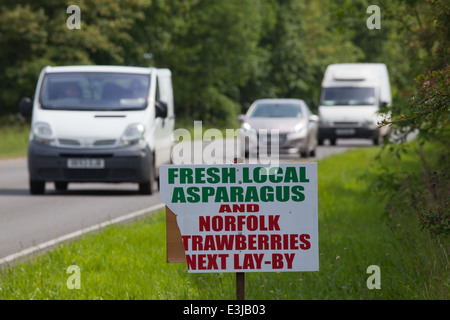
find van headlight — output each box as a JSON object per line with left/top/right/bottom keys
{"left": 119, "top": 123, "right": 145, "bottom": 146}
{"left": 32, "top": 122, "right": 56, "bottom": 146}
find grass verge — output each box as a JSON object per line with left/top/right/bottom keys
{"left": 0, "top": 144, "right": 448, "bottom": 299}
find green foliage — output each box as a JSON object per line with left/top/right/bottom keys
{"left": 0, "top": 0, "right": 368, "bottom": 123}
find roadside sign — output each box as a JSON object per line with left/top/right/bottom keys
{"left": 160, "top": 163, "right": 318, "bottom": 273}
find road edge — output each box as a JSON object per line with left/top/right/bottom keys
{"left": 0, "top": 203, "right": 165, "bottom": 267}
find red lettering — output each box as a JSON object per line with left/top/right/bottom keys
{"left": 186, "top": 254, "right": 196, "bottom": 270}
{"left": 232, "top": 204, "right": 245, "bottom": 212}
{"left": 290, "top": 233, "right": 299, "bottom": 250}
{"left": 270, "top": 234, "right": 282, "bottom": 250}
{"left": 215, "top": 235, "right": 234, "bottom": 250}
{"left": 237, "top": 215, "right": 246, "bottom": 231}
{"left": 299, "top": 234, "right": 311, "bottom": 250}
{"left": 268, "top": 215, "right": 280, "bottom": 231}
{"left": 224, "top": 215, "right": 236, "bottom": 231}
{"left": 203, "top": 235, "right": 215, "bottom": 250}
{"left": 236, "top": 235, "right": 246, "bottom": 250}
{"left": 197, "top": 254, "right": 206, "bottom": 270}
{"left": 248, "top": 234, "right": 257, "bottom": 250}
{"left": 284, "top": 253, "right": 295, "bottom": 269}
{"left": 192, "top": 235, "right": 203, "bottom": 250}
{"left": 211, "top": 216, "right": 223, "bottom": 231}
{"left": 181, "top": 235, "right": 191, "bottom": 250}
{"left": 219, "top": 204, "right": 232, "bottom": 213}
{"left": 247, "top": 215, "right": 258, "bottom": 231}
{"left": 272, "top": 253, "right": 283, "bottom": 269}
{"left": 258, "top": 234, "right": 269, "bottom": 250}
{"left": 199, "top": 216, "right": 210, "bottom": 231}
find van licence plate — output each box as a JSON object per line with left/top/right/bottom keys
{"left": 67, "top": 158, "right": 105, "bottom": 169}
{"left": 336, "top": 129, "right": 355, "bottom": 135}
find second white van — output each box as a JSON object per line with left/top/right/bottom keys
{"left": 318, "top": 63, "right": 391, "bottom": 145}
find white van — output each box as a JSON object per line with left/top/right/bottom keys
{"left": 318, "top": 63, "right": 391, "bottom": 145}
{"left": 19, "top": 65, "right": 174, "bottom": 195}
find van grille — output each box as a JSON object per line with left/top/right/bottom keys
{"left": 333, "top": 121, "right": 359, "bottom": 127}
{"left": 58, "top": 138, "right": 117, "bottom": 148}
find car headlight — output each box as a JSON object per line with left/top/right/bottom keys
{"left": 32, "top": 122, "right": 56, "bottom": 145}
{"left": 120, "top": 123, "right": 145, "bottom": 146}
{"left": 294, "top": 123, "right": 305, "bottom": 133}
{"left": 241, "top": 122, "right": 252, "bottom": 132}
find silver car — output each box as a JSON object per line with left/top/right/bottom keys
{"left": 238, "top": 99, "right": 319, "bottom": 158}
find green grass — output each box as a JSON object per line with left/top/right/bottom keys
{"left": 0, "top": 119, "right": 29, "bottom": 159}
{"left": 0, "top": 145, "right": 448, "bottom": 299}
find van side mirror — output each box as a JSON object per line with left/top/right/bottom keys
{"left": 379, "top": 101, "right": 388, "bottom": 111}
{"left": 155, "top": 100, "right": 168, "bottom": 118}
{"left": 237, "top": 114, "right": 246, "bottom": 122}
{"left": 19, "top": 97, "right": 33, "bottom": 118}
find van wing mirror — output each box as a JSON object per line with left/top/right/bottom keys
{"left": 19, "top": 97, "right": 33, "bottom": 118}
{"left": 155, "top": 100, "right": 168, "bottom": 118}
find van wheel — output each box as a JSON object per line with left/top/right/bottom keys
{"left": 139, "top": 155, "right": 155, "bottom": 195}
{"left": 30, "top": 180, "right": 45, "bottom": 195}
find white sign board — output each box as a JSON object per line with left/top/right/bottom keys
{"left": 160, "top": 163, "right": 319, "bottom": 273}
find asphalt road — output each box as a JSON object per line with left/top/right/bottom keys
{"left": 0, "top": 138, "right": 371, "bottom": 264}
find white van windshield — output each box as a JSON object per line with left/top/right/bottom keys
{"left": 40, "top": 72, "right": 150, "bottom": 111}
{"left": 321, "top": 87, "right": 375, "bottom": 106}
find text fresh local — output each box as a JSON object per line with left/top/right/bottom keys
{"left": 167, "top": 166, "right": 311, "bottom": 203}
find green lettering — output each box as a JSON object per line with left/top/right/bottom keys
{"left": 299, "top": 167, "right": 309, "bottom": 182}
{"left": 291, "top": 185, "right": 305, "bottom": 202}
{"left": 195, "top": 167, "right": 205, "bottom": 184}
{"left": 206, "top": 167, "right": 220, "bottom": 183}
{"left": 186, "top": 186, "right": 200, "bottom": 203}
{"left": 268, "top": 167, "right": 282, "bottom": 183}
{"left": 245, "top": 186, "right": 259, "bottom": 202}
{"left": 202, "top": 187, "right": 215, "bottom": 202}
{"left": 222, "top": 168, "right": 236, "bottom": 183}
{"left": 242, "top": 167, "right": 252, "bottom": 183}
{"left": 180, "top": 168, "right": 193, "bottom": 184}
{"left": 260, "top": 186, "right": 274, "bottom": 202}
{"left": 254, "top": 167, "right": 267, "bottom": 183}
{"left": 172, "top": 187, "right": 186, "bottom": 203}
{"left": 229, "top": 186, "right": 244, "bottom": 202}
{"left": 215, "top": 187, "right": 229, "bottom": 202}
{"left": 284, "top": 167, "right": 298, "bottom": 183}
{"left": 168, "top": 168, "right": 178, "bottom": 184}
{"left": 275, "top": 186, "right": 290, "bottom": 202}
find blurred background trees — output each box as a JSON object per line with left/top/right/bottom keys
{"left": 0, "top": 0, "right": 448, "bottom": 130}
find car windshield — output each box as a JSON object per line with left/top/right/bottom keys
{"left": 321, "top": 87, "right": 375, "bottom": 106}
{"left": 250, "top": 103, "right": 303, "bottom": 118}
{"left": 40, "top": 72, "right": 150, "bottom": 111}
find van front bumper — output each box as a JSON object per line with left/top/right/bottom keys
{"left": 319, "top": 126, "right": 378, "bottom": 140}
{"left": 28, "top": 140, "right": 151, "bottom": 183}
